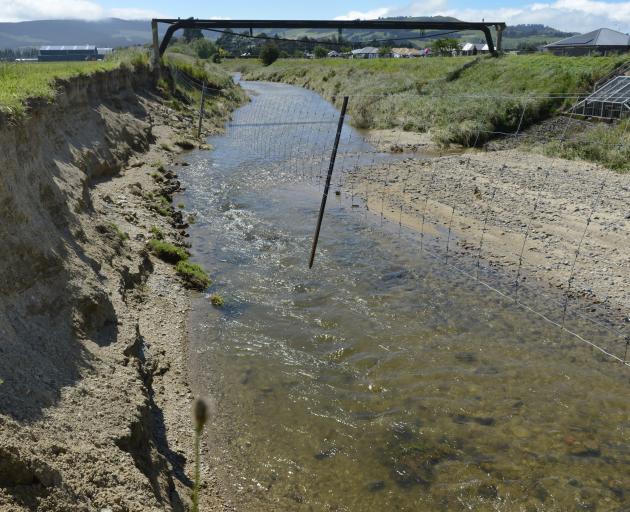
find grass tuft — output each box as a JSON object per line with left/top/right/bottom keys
{"left": 175, "top": 260, "right": 212, "bottom": 290}
{"left": 147, "top": 239, "right": 189, "bottom": 263}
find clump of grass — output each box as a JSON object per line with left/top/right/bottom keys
{"left": 176, "top": 260, "right": 211, "bottom": 290}
{"left": 147, "top": 239, "right": 189, "bottom": 263}
{"left": 210, "top": 294, "right": 224, "bottom": 307}
{"left": 543, "top": 118, "right": 630, "bottom": 172}
{"left": 177, "top": 203, "right": 185, "bottom": 209}
{"left": 175, "top": 139, "right": 195, "bottom": 150}
{"left": 149, "top": 226, "right": 164, "bottom": 240}
{"left": 148, "top": 194, "right": 172, "bottom": 216}
{"left": 96, "top": 222, "right": 129, "bottom": 243}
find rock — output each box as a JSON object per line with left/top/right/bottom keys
{"left": 477, "top": 483, "right": 498, "bottom": 499}
{"left": 367, "top": 480, "right": 386, "bottom": 492}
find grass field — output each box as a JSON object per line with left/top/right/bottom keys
{"left": 0, "top": 48, "right": 149, "bottom": 116}
{"left": 233, "top": 54, "right": 630, "bottom": 169}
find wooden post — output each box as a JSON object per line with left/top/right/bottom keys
{"left": 197, "top": 82, "right": 207, "bottom": 139}
{"left": 151, "top": 19, "right": 160, "bottom": 70}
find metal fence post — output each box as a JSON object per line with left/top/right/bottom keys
{"left": 197, "top": 81, "right": 207, "bottom": 139}
{"left": 309, "top": 96, "right": 349, "bottom": 268}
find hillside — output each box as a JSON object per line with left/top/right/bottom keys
{"left": 0, "top": 18, "right": 159, "bottom": 49}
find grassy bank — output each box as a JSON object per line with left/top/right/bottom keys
{"left": 0, "top": 48, "right": 149, "bottom": 116}
{"left": 163, "top": 52, "right": 247, "bottom": 112}
{"left": 237, "top": 54, "right": 628, "bottom": 156}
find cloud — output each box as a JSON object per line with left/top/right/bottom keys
{"left": 335, "top": 0, "right": 630, "bottom": 33}
{"left": 334, "top": 8, "right": 391, "bottom": 20}
{"left": 0, "top": 0, "right": 166, "bottom": 22}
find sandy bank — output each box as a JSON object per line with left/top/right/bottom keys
{"left": 0, "top": 68, "right": 235, "bottom": 510}
{"left": 349, "top": 136, "right": 630, "bottom": 331}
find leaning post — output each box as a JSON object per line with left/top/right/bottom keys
{"left": 151, "top": 19, "right": 161, "bottom": 71}
{"left": 309, "top": 96, "right": 349, "bottom": 268}
{"left": 197, "top": 82, "right": 207, "bottom": 139}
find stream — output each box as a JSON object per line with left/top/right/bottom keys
{"left": 176, "top": 80, "right": 629, "bottom": 511}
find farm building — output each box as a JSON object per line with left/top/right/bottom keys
{"left": 392, "top": 48, "right": 422, "bottom": 58}
{"left": 460, "top": 42, "right": 493, "bottom": 55}
{"left": 38, "top": 45, "right": 99, "bottom": 62}
{"left": 544, "top": 28, "right": 630, "bottom": 55}
{"left": 351, "top": 47, "right": 380, "bottom": 59}
{"left": 327, "top": 50, "right": 342, "bottom": 58}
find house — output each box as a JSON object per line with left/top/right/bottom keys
{"left": 38, "top": 45, "right": 99, "bottom": 62}
{"left": 461, "top": 42, "right": 493, "bottom": 55}
{"left": 392, "top": 48, "right": 422, "bottom": 58}
{"left": 351, "top": 47, "right": 380, "bottom": 59}
{"left": 545, "top": 28, "right": 630, "bottom": 56}
{"left": 327, "top": 50, "right": 341, "bottom": 58}
{"left": 97, "top": 48, "right": 113, "bottom": 60}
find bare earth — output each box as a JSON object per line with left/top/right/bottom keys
{"left": 0, "top": 72, "right": 234, "bottom": 511}
{"left": 349, "top": 132, "right": 630, "bottom": 333}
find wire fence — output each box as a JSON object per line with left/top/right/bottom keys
{"left": 171, "top": 68, "right": 630, "bottom": 368}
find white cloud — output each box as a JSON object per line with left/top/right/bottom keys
{"left": 335, "top": 0, "right": 630, "bottom": 33}
{"left": 108, "top": 7, "right": 167, "bottom": 20}
{"left": 334, "top": 8, "right": 391, "bottom": 20}
{"left": 0, "top": 0, "right": 166, "bottom": 22}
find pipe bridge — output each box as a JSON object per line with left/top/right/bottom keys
{"left": 151, "top": 18, "right": 506, "bottom": 64}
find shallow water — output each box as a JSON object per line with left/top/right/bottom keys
{"left": 177, "top": 81, "right": 629, "bottom": 511}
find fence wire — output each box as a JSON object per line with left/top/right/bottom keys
{"left": 171, "top": 70, "right": 630, "bottom": 369}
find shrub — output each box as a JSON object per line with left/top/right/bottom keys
{"left": 260, "top": 44, "right": 280, "bottom": 66}
{"left": 314, "top": 46, "right": 328, "bottom": 59}
{"left": 147, "top": 239, "right": 189, "bottom": 263}
{"left": 176, "top": 260, "right": 212, "bottom": 290}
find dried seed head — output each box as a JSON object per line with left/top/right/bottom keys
{"left": 193, "top": 398, "right": 208, "bottom": 433}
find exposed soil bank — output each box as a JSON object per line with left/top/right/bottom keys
{"left": 0, "top": 68, "right": 235, "bottom": 510}
{"left": 350, "top": 135, "right": 630, "bottom": 328}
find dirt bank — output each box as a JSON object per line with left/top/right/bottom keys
{"left": 348, "top": 136, "right": 630, "bottom": 331}
{"left": 0, "top": 68, "right": 236, "bottom": 510}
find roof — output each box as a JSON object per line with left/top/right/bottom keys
{"left": 392, "top": 47, "right": 422, "bottom": 55}
{"left": 545, "top": 28, "right": 630, "bottom": 48}
{"left": 39, "top": 45, "right": 97, "bottom": 51}
{"left": 352, "top": 47, "right": 379, "bottom": 54}
{"left": 461, "top": 43, "right": 487, "bottom": 51}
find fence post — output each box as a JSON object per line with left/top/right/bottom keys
{"left": 197, "top": 81, "right": 207, "bottom": 139}
{"left": 309, "top": 96, "right": 349, "bottom": 268}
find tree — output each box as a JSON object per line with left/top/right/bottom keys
{"left": 314, "top": 46, "right": 328, "bottom": 59}
{"left": 194, "top": 38, "right": 216, "bottom": 59}
{"left": 182, "top": 22, "right": 204, "bottom": 43}
{"left": 379, "top": 46, "right": 392, "bottom": 57}
{"left": 431, "top": 38, "right": 460, "bottom": 55}
{"left": 260, "top": 43, "right": 280, "bottom": 66}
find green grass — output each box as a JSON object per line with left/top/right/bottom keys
{"left": 147, "top": 239, "right": 189, "bottom": 263}
{"left": 210, "top": 294, "right": 225, "bottom": 307}
{"left": 543, "top": 119, "right": 630, "bottom": 172}
{"left": 176, "top": 260, "right": 212, "bottom": 290}
{"left": 240, "top": 54, "right": 629, "bottom": 147}
{"left": 0, "top": 48, "right": 149, "bottom": 117}
{"left": 148, "top": 237, "right": 213, "bottom": 289}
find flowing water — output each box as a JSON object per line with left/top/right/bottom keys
{"left": 177, "top": 81, "right": 629, "bottom": 511}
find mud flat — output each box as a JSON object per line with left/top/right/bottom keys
{"left": 349, "top": 135, "right": 630, "bottom": 329}
{"left": 0, "top": 68, "right": 236, "bottom": 510}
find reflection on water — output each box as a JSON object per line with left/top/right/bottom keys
{"left": 178, "top": 81, "right": 629, "bottom": 511}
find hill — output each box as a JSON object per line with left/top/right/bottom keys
{"left": 0, "top": 18, "right": 158, "bottom": 49}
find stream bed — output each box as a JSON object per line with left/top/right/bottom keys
{"left": 176, "top": 81, "right": 629, "bottom": 511}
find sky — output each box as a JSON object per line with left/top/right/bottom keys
{"left": 1, "top": 0, "right": 630, "bottom": 33}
